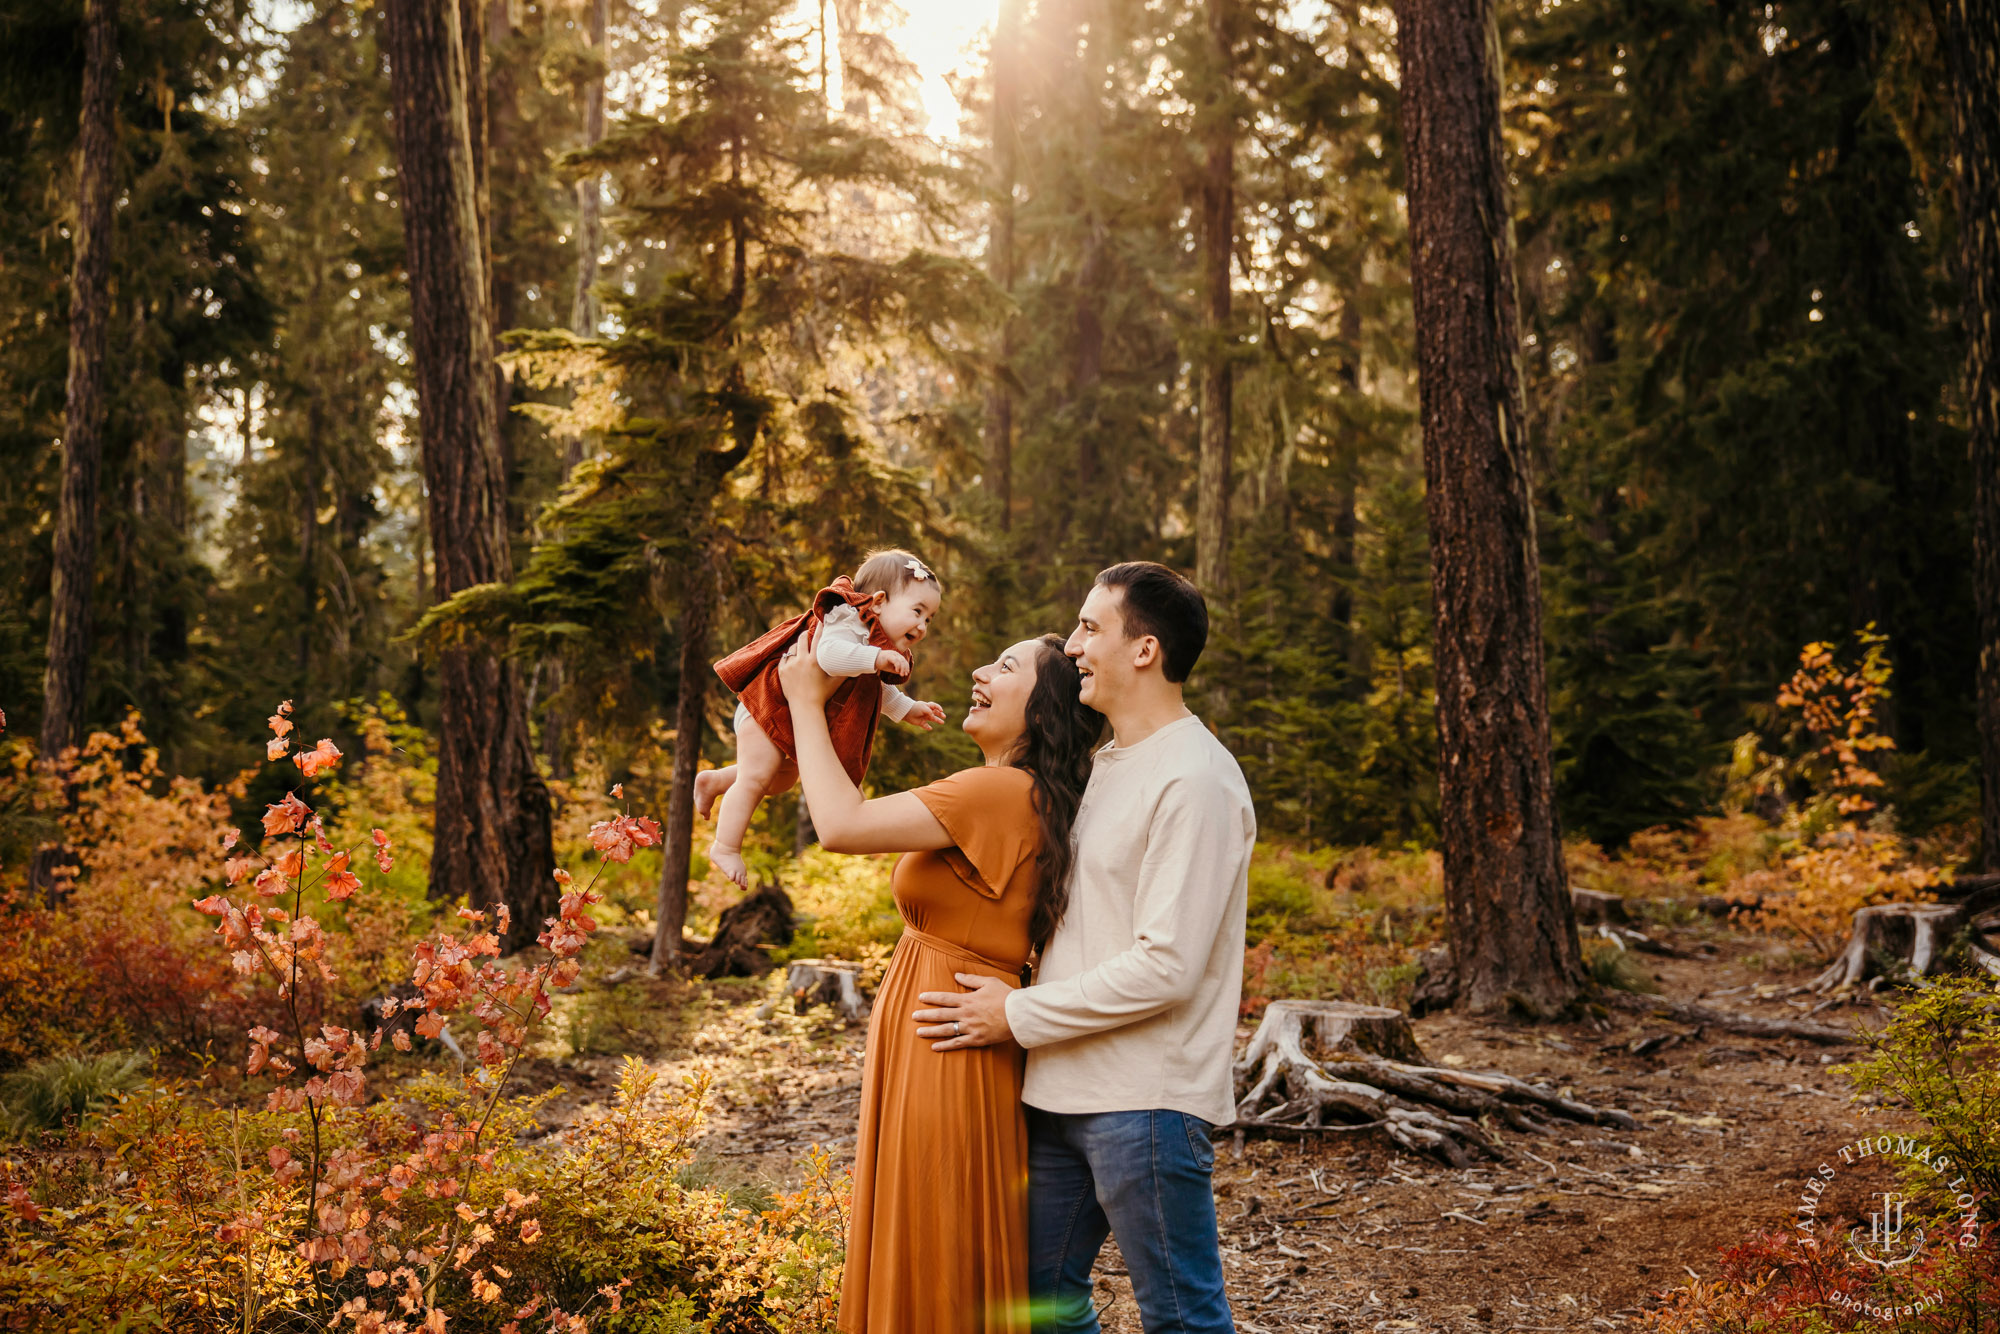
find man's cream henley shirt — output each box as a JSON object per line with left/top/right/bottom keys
{"left": 1004, "top": 712, "right": 1256, "bottom": 1127}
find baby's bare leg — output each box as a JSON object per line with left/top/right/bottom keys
{"left": 693, "top": 765, "right": 737, "bottom": 820}
{"left": 710, "top": 717, "right": 783, "bottom": 889}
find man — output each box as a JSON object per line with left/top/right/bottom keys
{"left": 914, "top": 561, "right": 1256, "bottom": 1334}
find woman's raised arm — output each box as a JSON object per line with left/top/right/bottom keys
{"left": 778, "top": 647, "right": 954, "bottom": 855}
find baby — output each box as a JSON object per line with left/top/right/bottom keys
{"left": 697, "top": 549, "right": 947, "bottom": 887}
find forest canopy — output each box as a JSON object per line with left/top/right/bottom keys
{"left": 0, "top": 0, "right": 1982, "bottom": 863}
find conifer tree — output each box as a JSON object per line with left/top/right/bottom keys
{"left": 385, "top": 0, "right": 556, "bottom": 951}
{"left": 1396, "top": 0, "right": 1581, "bottom": 1014}
{"left": 1931, "top": 0, "right": 2000, "bottom": 865}
{"left": 982, "top": 0, "right": 1022, "bottom": 533}
{"left": 31, "top": 0, "right": 119, "bottom": 895}
{"left": 485, "top": 0, "right": 990, "bottom": 965}
{"left": 1194, "top": 0, "right": 1237, "bottom": 593}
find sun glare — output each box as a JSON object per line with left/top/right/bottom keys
{"left": 884, "top": 0, "right": 1002, "bottom": 137}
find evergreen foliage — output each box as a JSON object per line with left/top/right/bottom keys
{"left": 0, "top": 0, "right": 1985, "bottom": 876}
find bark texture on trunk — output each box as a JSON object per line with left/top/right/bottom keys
{"left": 1933, "top": 0, "right": 2000, "bottom": 869}
{"left": 653, "top": 559, "right": 713, "bottom": 971}
{"left": 1394, "top": 0, "right": 1581, "bottom": 1015}
{"left": 386, "top": 0, "right": 555, "bottom": 953}
{"left": 1193, "top": 0, "right": 1235, "bottom": 594}
{"left": 39, "top": 0, "right": 119, "bottom": 766}
{"left": 32, "top": 0, "right": 119, "bottom": 899}
{"left": 982, "top": 0, "right": 1021, "bottom": 529}
{"left": 569, "top": 0, "right": 608, "bottom": 344}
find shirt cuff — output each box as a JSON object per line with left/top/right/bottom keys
{"left": 1004, "top": 988, "right": 1056, "bottom": 1049}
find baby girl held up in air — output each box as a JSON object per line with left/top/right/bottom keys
{"left": 695, "top": 549, "right": 947, "bottom": 888}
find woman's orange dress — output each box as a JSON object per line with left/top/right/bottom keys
{"left": 839, "top": 764, "right": 1040, "bottom": 1334}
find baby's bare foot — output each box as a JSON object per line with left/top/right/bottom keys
{"left": 694, "top": 768, "right": 731, "bottom": 821}
{"left": 709, "top": 841, "right": 748, "bottom": 889}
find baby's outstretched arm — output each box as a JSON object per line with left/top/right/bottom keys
{"left": 881, "top": 683, "right": 946, "bottom": 731}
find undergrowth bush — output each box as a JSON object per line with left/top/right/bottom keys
{"left": 0, "top": 1051, "right": 147, "bottom": 1138}
{"left": 0, "top": 703, "right": 847, "bottom": 1333}
{"left": 1239, "top": 844, "right": 1439, "bottom": 1016}
{"left": 1646, "top": 975, "right": 2000, "bottom": 1333}
{"left": 0, "top": 712, "right": 259, "bottom": 1067}
{"left": 770, "top": 847, "right": 902, "bottom": 969}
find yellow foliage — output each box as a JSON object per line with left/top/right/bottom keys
{"left": 1741, "top": 830, "right": 1947, "bottom": 962}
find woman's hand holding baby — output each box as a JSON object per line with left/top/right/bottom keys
{"left": 875, "top": 649, "right": 911, "bottom": 676}
{"left": 778, "top": 643, "right": 842, "bottom": 706}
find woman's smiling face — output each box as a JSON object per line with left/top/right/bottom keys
{"left": 962, "top": 639, "right": 1044, "bottom": 757}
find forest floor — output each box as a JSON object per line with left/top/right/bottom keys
{"left": 526, "top": 914, "right": 1911, "bottom": 1334}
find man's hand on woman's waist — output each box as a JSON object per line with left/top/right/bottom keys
{"left": 913, "top": 972, "right": 1014, "bottom": 1051}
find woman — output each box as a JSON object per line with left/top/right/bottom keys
{"left": 777, "top": 634, "right": 1100, "bottom": 1334}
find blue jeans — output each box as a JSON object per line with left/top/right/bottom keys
{"left": 1026, "top": 1106, "right": 1236, "bottom": 1334}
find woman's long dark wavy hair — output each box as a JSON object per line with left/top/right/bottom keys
{"left": 1009, "top": 635, "right": 1104, "bottom": 951}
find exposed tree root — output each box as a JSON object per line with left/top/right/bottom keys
{"left": 1230, "top": 1000, "right": 1638, "bottom": 1167}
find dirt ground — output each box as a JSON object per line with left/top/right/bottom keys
{"left": 544, "top": 916, "right": 1921, "bottom": 1333}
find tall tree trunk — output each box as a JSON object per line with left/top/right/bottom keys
{"left": 538, "top": 0, "right": 609, "bottom": 780}
{"left": 1933, "top": 0, "right": 2000, "bottom": 869}
{"left": 1074, "top": 229, "right": 1104, "bottom": 490}
{"left": 982, "top": 0, "right": 1021, "bottom": 530}
{"left": 1394, "top": 0, "right": 1581, "bottom": 1015}
{"left": 653, "top": 192, "right": 762, "bottom": 968}
{"left": 33, "top": 0, "right": 118, "bottom": 899}
{"left": 1070, "top": 4, "right": 1105, "bottom": 496}
{"left": 386, "top": 0, "right": 556, "bottom": 953}
{"left": 569, "top": 0, "right": 608, "bottom": 351}
{"left": 1194, "top": 0, "right": 1235, "bottom": 593}
{"left": 483, "top": 0, "right": 521, "bottom": 489}
{"left": 298, "top": 405, "right": 321, "bottom": 687}
{"left": 652, "top": 557, "right": 712, "bottom": 971}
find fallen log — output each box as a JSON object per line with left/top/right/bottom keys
{"left": 1598, "top": 988, "right": 1856, "bottom": 1044}
{"left": 1229, "top": 1000, "right": 1638, "bottom": 1167}
{"left": 786, "top": 958, "right": 872, "bottom": 1022}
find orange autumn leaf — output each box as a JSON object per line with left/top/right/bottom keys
{"left": 324, "top": 850, "right": 361, "bottom": 900}
{"left": 294, "top": 737, "right": 342, "bottom": 778}
{"left": 262, "top": 792, "right": 311, "bottom": 836}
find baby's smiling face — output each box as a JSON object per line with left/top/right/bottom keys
{"left": 874, "top": 582, "right": 941, "bottom": 653}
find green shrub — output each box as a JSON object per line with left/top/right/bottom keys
{"left": 1646, "top": 974, "right": 2000, "bottom": 1332}
{"left": 0, "top": 1051, "right": 147, "bottom": 1138}
{"left": 1841, "top": 974, "right": 2000, "bottom": 1223}
{"left": 771, "top": 847, "right": 902, "bottom": 965}
{"left": 1583, "top": 941, "right": 1659, "bottom": 994}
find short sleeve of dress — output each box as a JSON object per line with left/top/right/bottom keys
{"left": 914, "top": 766, "right": 1038, "bottom": 900}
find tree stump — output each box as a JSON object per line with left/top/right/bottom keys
{"left": 786, "top": 959, "right": 872, "bottom": 1023}
{"left": 683, "top": 880, "right": 795, "bottom": 979}
{"left": 1571, "top": 888, "right": 1631, "bottom": 926}
{"left": 1230, "top": 1000, "right": 1637, "bottom": 1166}
{"left": 1812, "top": 902, "right": 1972, "bottom": 992}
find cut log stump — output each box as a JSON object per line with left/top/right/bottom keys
{"left": 1571, "top": 887, "right": 1630, "bottom": 926}
{"left": 1229, "top": 1000, "right": 1637, "bottom": 1167}
{"left": 1811, "top": 901, "right": 2000, "bottom": 992}
{"left": 786, "top": 959, "right": 872, "bottom": 1023}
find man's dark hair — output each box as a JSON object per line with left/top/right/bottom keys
{"left": 1094, "top": 561, "right": 1208, "bottom": 683}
